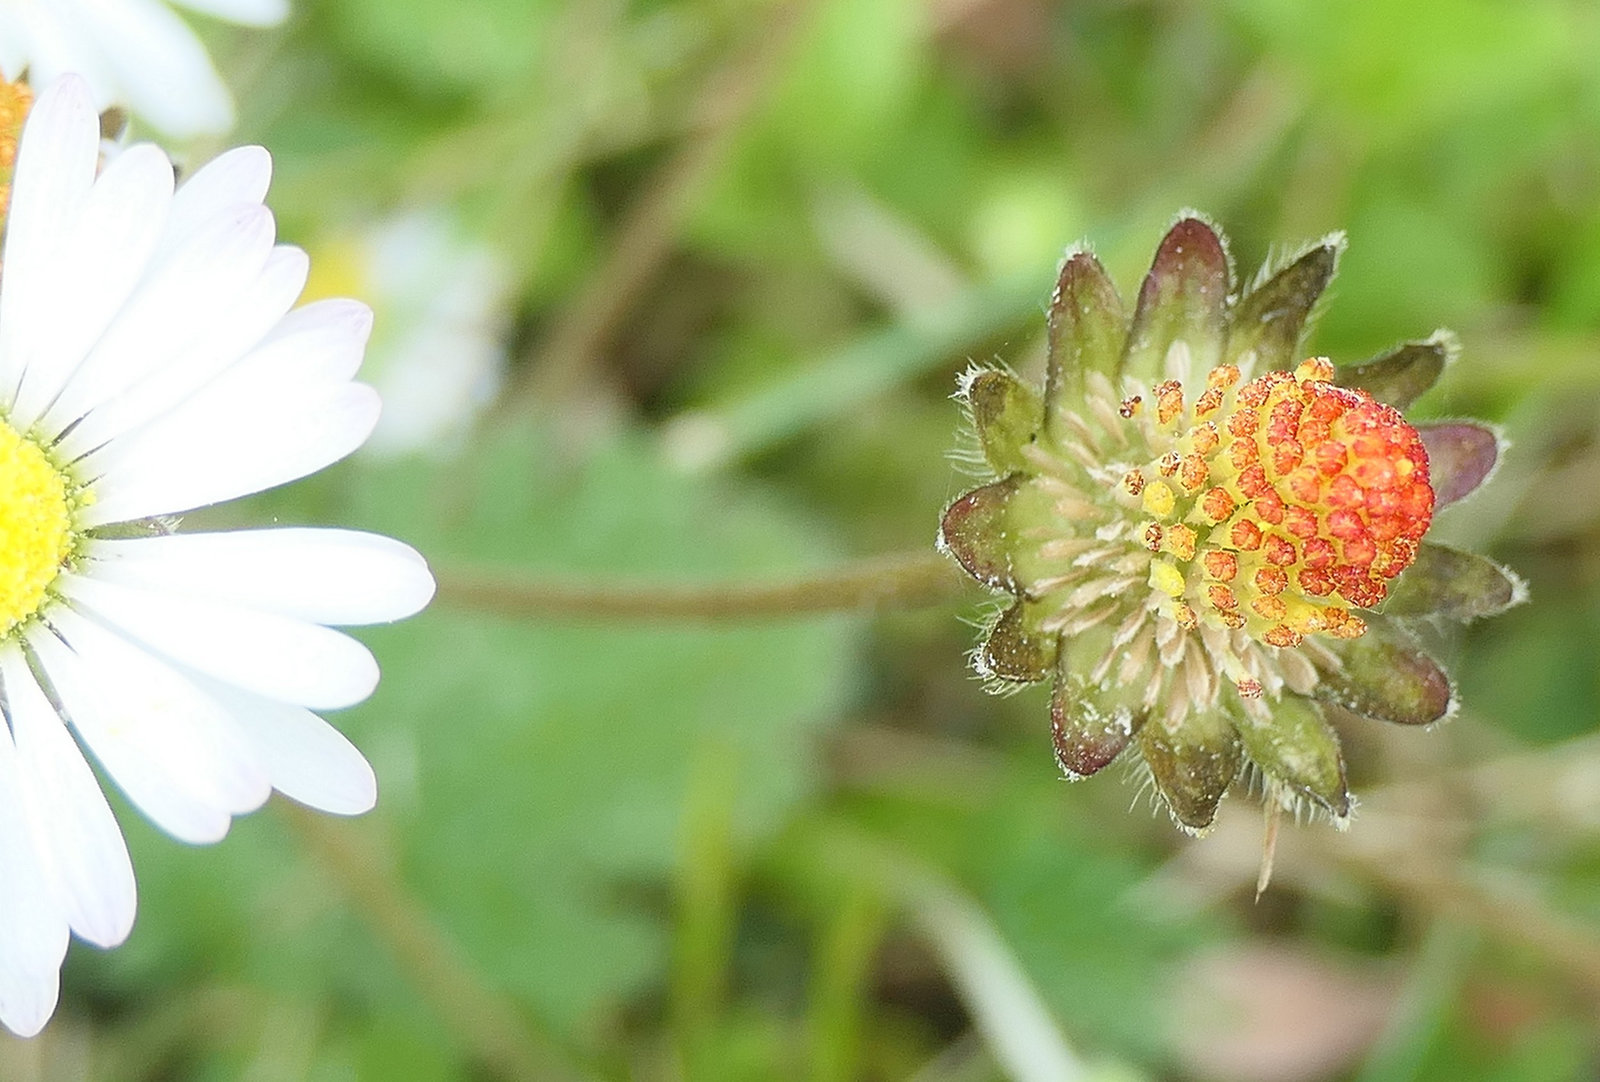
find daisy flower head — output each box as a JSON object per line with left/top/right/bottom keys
{"left": 0, "top": 0, "right": 287, "bottom": 138}
{"left": 0, "top": 74, "right": 433, "bottom": 1036}
{"left": 939, "top": 213, "right": 1520, "bottom": 839}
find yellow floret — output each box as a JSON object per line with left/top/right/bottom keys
{"left": 0, "top": 422, "right": 74, "bottom": 634}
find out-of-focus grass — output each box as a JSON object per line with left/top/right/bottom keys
{"left": 8, "top": 0, "right": 1600, "bottom": 1079}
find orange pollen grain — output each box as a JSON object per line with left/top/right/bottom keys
{"left": 1120, "top": 359, "right": 1435, "bottom": 649}
{"left": 1155, "top": 381, "right": 1184, "bottom": 425}
{"left": 1165, "top": 523, "right": 1196, "bottom": 561}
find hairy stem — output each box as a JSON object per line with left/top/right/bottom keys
{"left": 434, "top": 550, "right": 967, "bottom": 622}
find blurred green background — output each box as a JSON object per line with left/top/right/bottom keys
{"left": 9, "top": 0, "right": 1600, "bottom": 1078}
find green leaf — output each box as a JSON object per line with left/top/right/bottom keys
{"left": 962, "top": 367, "right": 1042, "bottom": 476}
{"left": 1226, "top": 235, "right": 1343, "bottom": 375}
{"left": 1122, "top": 215, "right": 1230, "bottom": 386}
{"left": 1385, "top": 543, "right": 1525, "bottom": 620}
{"left": 328, "top": 425, "right": 856, "bottom": 1035}
{"left": 1334, "top": 331, "right": 1455, "bottom": 408}
{"left": 325, "top": 0, "right": 557, "bottom": 95}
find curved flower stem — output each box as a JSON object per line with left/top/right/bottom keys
{"left": 434, "top": 550, "right": 969, "bottom": 622}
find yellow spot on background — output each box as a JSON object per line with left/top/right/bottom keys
{"left": 0, "top": 423, "right": 73, "bottom": 634}
{"left": 300, "top": 235, "right": 369, "bottom": 304}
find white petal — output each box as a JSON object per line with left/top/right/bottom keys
{"left": 89, "top": 528, "right": 434, "bottom": 626}
{"left": 0, "top": 76, "right": 99, "bottom": 408}
{"left": 45, "top": 203, "right": 276, "bottom": 444}
{"left": 0, "top": 721, "right": 69, "bottom": 1039}
{"left": 192, "top": 673, "right": 376, "bottom": 815}
{"left": 9, "top": 3, "right": 115, "bottom": 105}
{"left": 8, "top": 142, "right": 176, "bottom": 430}
{"left": 29, "top": 609, "right": 271, "bottom": 844}
{"left": 61, "top": 574, "right": 381, "bottom": 710}
{"left": 80, "top": 379, "right": 379, "bottom": 524}
{"left": 80, "top": 0, "right": 234, "bottom": 137}
{"left": 0, "top": 646, "right": 136, "bottom": 948}
{"left": 160, "top": 145, "right": 271, "bottom": 261}
{"left": 170, "top": 0, "right": 289, "bottom": 27}
{"left": 53, "top": 243, "right": 307, "bottom": 454}
{"left": 0, "top": 11, "right": 28, "bottom": 78}
{"left": 249, "top": 298, "right": 374, "bottom": 384}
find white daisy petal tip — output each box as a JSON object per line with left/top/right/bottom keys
{"left": 286, "top": 747, "right": 377, "bottom": 817}
{"left": 0, "top": 974, "right": 60, "bottom": 1039}
{"left": 37, "top": 73, "right": 97, "bottom": 117}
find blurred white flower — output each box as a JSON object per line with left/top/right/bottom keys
{"left": 306, "top": 213, "right": 512, "bottom": 458}
{"left": 0, "top": 0, "right": 287, "bottom": 137}
{"left": 0, "top": 75, "right": 432, "bottom": 1036}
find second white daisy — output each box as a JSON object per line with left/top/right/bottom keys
{"left": 0, "top": 0, "right": 287, "bottom": 137}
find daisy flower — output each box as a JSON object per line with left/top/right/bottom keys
{"left": 0, "top": 74, "right": 432, "bottom": 1036}
{"left": 0, "top": 0, "right": 287, "bottom": 137}
{"left": 939, "top": 214, "right": 1520, "bottom": 841}
{"left": 302, "top": 212, "right": 512, "bottom": 459}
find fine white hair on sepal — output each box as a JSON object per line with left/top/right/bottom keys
{"left": 1167, "top": 207, "right": 1238, "bottom": 295}
{"left": 1244, "top": 229, "right": 1349, "bottom": 297}
{"left": 947, "top": 360, "right": 1016, "bottom": 481}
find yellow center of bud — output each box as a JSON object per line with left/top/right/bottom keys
{"left": 0, "top": 78, "right": 33, "bottom": 222}
{"left": 0, "top": 420, "right": 76, "bottom": 635}
{"left": 1123, "top": 358, "right": 1434, "bottom": 651}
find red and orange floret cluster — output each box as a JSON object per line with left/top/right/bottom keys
{"left": 1119, "top": 358, "right": 1434, "bottom": 683}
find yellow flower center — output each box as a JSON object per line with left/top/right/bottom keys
{"left": 1120, "top": 358, "right": 1434, "bottom": 658}
{"left": 0, "top": 420, "right": 75, "bottom": 635}
{"left": 0, "top": 78, "right": 33, "bottom": 221}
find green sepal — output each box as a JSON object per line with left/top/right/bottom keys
{"left": 1050, "top": 667, "right": 1139, "bottom": 780}
{"left": 976, "top": 600, "right": 1056, "bottom": 684}
{"left": 1313, "top": 629, "right": 1454, "bottom": 726}
{"left": 1233, "top": 697, "right": 1349, "bottom": 819}
{"left": 1384, "top": 543, "right": 1525, "bottom": 621}
{"left": 962, "top": 368, "right": 1042, "bottom": 476}
{"left": 1225, "top": 234, "right": 1343, "bottom": 375}
{"left": 938, "top": 475, "right": 1024, "bottom": 592}
{"left": 1137, "top": 708, "right": 1242, "bottom": 834}
{"left": 1122, "top": 215, "right": 1230, "bottom": 386}
{"left": 1044, "top": 249, "right": 1125, "bottom": 417}
{"left": 1334, "top": 331, "right": 1455, "bottom": 409}
{"left": 1417, "top": 422, "right": 1500, "bottom": 506}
